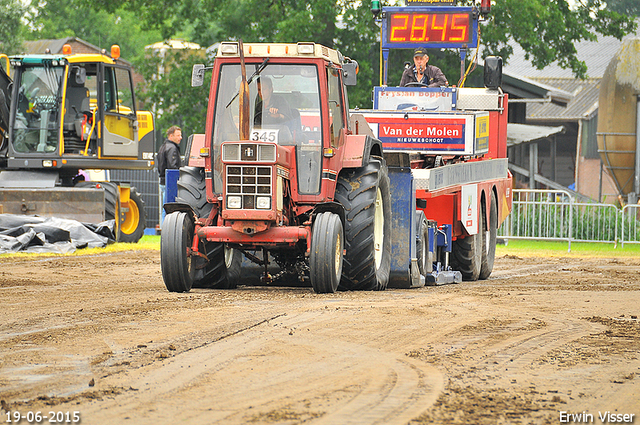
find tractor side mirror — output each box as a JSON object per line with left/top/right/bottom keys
{"left": 484, "top": 56, "right": 502, "bottom": 89}
{"left": 191, "top": 64, "right": 205, "bottom": 87}
{"left": 342, "top": 61, "right": 358, "bottom": 86}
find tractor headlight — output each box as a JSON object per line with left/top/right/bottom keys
{"left": 297, "top": 43, "right": 315, "bottom": 54}
{"left": 256, "top": 196, "right": 271, "bottom": 209}
{"left": 227, "top": 196, "right": 242, "bottom": 209}
{"left": 220, "top": 42, "right": 239, "bottom": 55}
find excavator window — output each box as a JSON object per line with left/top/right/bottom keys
{"left": 102, "top": 65, "right": 137, "bottom": 153}
{"left": 62, "top": 66, "right": 91, "bottom": 153}
{"left": 11, "top": 64, "right": 63, "bottom": 154}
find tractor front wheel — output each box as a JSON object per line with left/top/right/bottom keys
{"left": 310, "top": 212, "right": 344, "bottom": 293}
{"left": 161, "top": 211, "right": 196, "bottom": 292}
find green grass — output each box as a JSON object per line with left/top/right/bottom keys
{"left": 3, "top": 234, "right": 638, "bottom": 260}
{"left": 78, "top": 234, "right": 160, "bottom": 254}
{"left": 497, "top": 239, "right": 640, "bottom": 258}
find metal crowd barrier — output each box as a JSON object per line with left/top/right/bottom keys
{"left": 621, "top": 204, "right": 640, "bottom": 247}
{"left": 498, "top": 189, "right": 639, "bottom": 251}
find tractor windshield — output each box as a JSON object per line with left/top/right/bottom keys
{"left": 213, "top": 63, "right": 322, "bottom": 194}
{"left": 11, "top": 64, "right": 64, "bottom": 154}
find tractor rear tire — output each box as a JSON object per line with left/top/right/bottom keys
{"left": 335, "top": 158, "right": 391, "bottom": 291}
{"left": 118, "top": 187, "right": 146, "bottom": 243}
{"left": 193, "top": 242, "right": 242, "bottom": 289}
{"left": 450, "top": 231, "right": 482, "bottom": 281}
{"left": 161, "top": 211, "right": 195, "bottom": 292}
{"left": 176, "top": 166, "right": 213, "bottom": 219}
{"left": 479, "top": 192, "right": 498, "bottom": 280}
{"left": 310, "top": 212, "right": 344, "bottom": 293}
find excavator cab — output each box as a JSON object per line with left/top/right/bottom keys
{"left": 0, "top": 46, "right": 154, "bottom": 243}
{"left": 0, "top": 48, "right": 154, "bottom": 171}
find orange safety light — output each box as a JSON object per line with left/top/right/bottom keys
{"left": 111, "top": 45, "right": 121, "bottom": 59}
{"left": 62, "top": 44, "right": 72, "bottom": 55}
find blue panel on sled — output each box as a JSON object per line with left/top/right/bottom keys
{"left": 165, "top": 169, "right": 179, "bottom": 203}
{"left": 387, "top": 165, "right": 416, "bottom": 288}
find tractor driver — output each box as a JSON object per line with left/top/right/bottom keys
{"left": 399, "top": 47, "right": 448, "bottom": 88}
{"left": 253, "top": 76, "right": 292, "bottom": 127}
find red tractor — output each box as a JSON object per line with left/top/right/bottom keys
{"left": 161, "top": 42, "right": 392, "bottom": 293}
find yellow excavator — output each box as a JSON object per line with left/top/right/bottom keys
{"left": 0, "top": 44, "right": 155, "bottom": 242}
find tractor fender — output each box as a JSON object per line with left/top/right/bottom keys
{"left": 311, "top": 201, "right": 346, "bottom": 227}
{"left": 164, "top": 202, "right": 198, "bottom": 222}
{"left": 341, "top": 134, "right": 383, "bottom": 169}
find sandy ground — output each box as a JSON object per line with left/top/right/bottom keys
{"left": 0, "top": 250, "right": 639, "bottom": 425}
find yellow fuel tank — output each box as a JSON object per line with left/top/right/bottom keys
{"left": 597, "top": 38, "right": 640, "bottom": 197}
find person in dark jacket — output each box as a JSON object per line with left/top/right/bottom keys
{"left": 157, "top": 125, "right": 182, "bottom": 225}
{"left": 399, "top": 47, "right": 448, "bottom": 88}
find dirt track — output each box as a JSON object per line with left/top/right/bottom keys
{"left": 1, "top": 250, "right": 639, "bottom": 424}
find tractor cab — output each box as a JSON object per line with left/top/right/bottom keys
{"left": 212, "top": 60, "right": 325, "bottom": 196}
{"left": 198, "top": 42, "right": 359, "bottom": 208}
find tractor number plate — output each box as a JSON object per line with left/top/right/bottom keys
{"left": 250, "top": 129, "right": 279, "bottom": 143}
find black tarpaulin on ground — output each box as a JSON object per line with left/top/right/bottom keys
{"left": 0, "top": 214, "right": 115, "bottom": 254}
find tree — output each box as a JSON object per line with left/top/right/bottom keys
{"left": 26, "top": 0, "right": 162, "bottom": 63}
{"left": 135, "top": 48, "right": 211, "bottom": 150}
{"left": 477, "top": 0, "right": 637, "bottom": 79}
{"left": 81, "top": 0, "right": 638, "bottom": 120}
{"left": 0, "top": 0, "right": 26, "bottom": 54}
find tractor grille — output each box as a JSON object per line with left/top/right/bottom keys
{"left": 222, "top": 143, "right": 276, "bottom": 162}
{"left": 226, "top": 165, "right": 272, "bottom": 209}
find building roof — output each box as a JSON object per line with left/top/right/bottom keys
{"left": 20, "top": 37, "right": 133, "bottom": 67}
{"left": 498, "top": 24, "right": 640, "bottom": 123}
{"left": 501, "top": 70, "right": 574, "bottom": 104}
{"left": 507, "top": 123, "right": 565, "bottom": 146}
{"left": 22, "top": 37, "right": 102, "bottom": 55}
{"left": 502, "top": 19, "right": 640, "bottom": 79}
{"left": 526, "top": 77, "right": 601, "bottom": 123}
